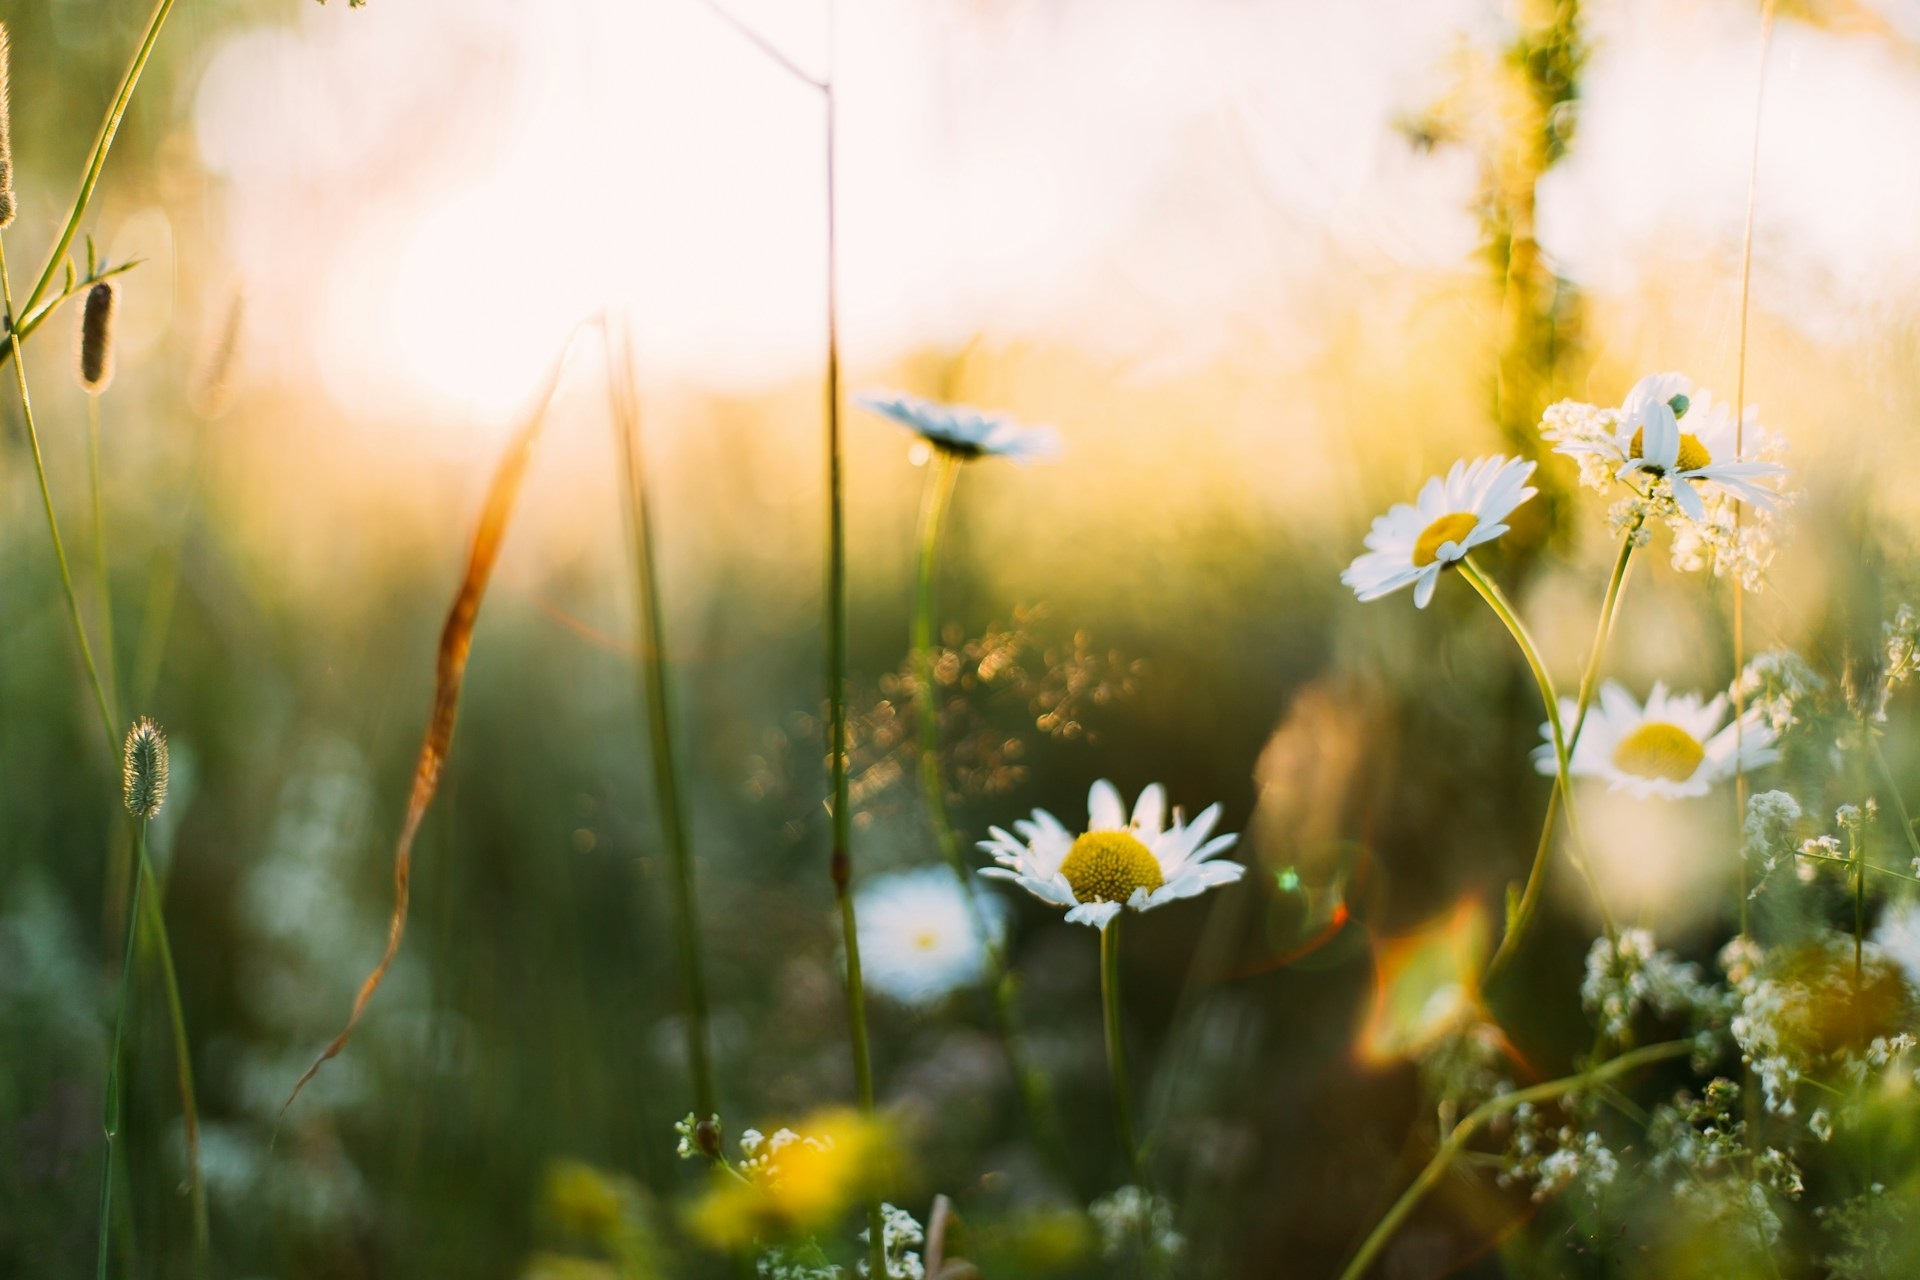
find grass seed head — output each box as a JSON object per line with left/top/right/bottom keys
{"left": 80, "top": 281, "right": 116, "bottom": 391}
{"left": 0, "top": 25, "right": 14, "bottom": 228}
{"left": 123, "top": 717, "right": 169, "bottom": 820}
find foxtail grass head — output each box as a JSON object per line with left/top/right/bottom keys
{"left": 0, "top": 24, "right": 14, "bottom": 229}
{"left": 122, "top": 717, "right": 169, "bottom": 820}
{"left": 79, "top": 281, "right": 116, "bottom": 391}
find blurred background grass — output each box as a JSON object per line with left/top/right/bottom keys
{"left": 7, "top": 0, "right": 1920, "bottom": 1276}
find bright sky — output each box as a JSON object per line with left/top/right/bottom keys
{"left": 188, "top": 0, "right": 1920, "bottom": 422}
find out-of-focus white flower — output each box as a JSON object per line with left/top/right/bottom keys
{"left": 1340, "top": 455, "right": 1537, "bottom": 609}
{"left": 1873, "top": 899, "right": 1920, "bottom": 994}
{"left": 855, "top": 867, "right": 1007, "bottom": 1006}
{"left": 855, "top": 389, "right": 1059, "bottom": 463}
{"left": 1090, "top": 1186, "right": 1184, "bottom": 1263}
{"left": 1536, "top": 681, "right": 1778, "bottom": 800}
{"left": 979, "top": 780, "right": 1244, "bottom": 930}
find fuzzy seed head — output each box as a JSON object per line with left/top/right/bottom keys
{"left": 0, "top": 25, "right": 15, "bottom": 229}
{"left": 122, "top": 717, "right": 169, "bottom": 819}
{"left": 80, "top": 282, "right": 116, "bottom": 391}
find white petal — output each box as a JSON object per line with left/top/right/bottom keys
{"left": 1088, "top": 780, "right": 1126, "bottom": 831}
{"left": 1065, "top": 901, "right": 1123, "bottom": 930}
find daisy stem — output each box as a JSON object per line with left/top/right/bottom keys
{"left": 1334, "top": 1039, "right": 1690, "bottom": 1280}
{"left": 910, "top": 448, "right": 1065, "bottom": 1168}
{"left": 1458, "top": 556, "right": 1617, "bottom": 944}
{"left": 1852, "top": 823, "right": 1864, "bottom": 983}
{"left": 1483, "top": 528, "right": 1637, "bottom": 986}
{"left": 1100, "top": 917, "right": 1143, "bottom": 1180}
{"left": 606, "top": 330, "right": 718, "bottom": 1144}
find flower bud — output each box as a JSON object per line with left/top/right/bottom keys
{"left": 79, "top": 281, "right": 116, "bottom": 391}
{"left": 122, "top": 717, "right": 169, "bottom": 820}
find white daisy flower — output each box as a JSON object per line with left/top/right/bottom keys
{"left": 978, "top": 780, "right": 1244, "bottom": 930}
{"left": 1616, "top": 389, "right": 1785, "bottom": 522}
{"left": 1341, "top": 455, "right": 1538, "bottom": 609}
{"left": 1533, "top": 680, "right": 1779, "bottom": 800}
{"left": 855, "top": 866, "right": 1008, "bottom": 1006}
{"left": 855, "top": 389, "right": 1059, "bottom": 463}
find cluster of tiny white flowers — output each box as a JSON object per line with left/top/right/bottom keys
{"left": 675, "top": 1112, "right": 721, "bottom": 1160}
{"left": 1667, "top": 498, "right": 1779, "bottom": 592}
{"left": 1648, "top": 1079, "right": 1803, "bottom": 1250}
{"left": 757, "top": 1249, "right": 841, "bottom": 1280}
{"left": 1503, "top": 1109, "right": 1618, "bottom": 1204}
{"left": 856, "top": 1204, "right": 925, "bottom": 1280}
{"left": 1720, "top": 937, "right": 1802, "bottom": 1114}
{"left": 1742, "top": 790, "right": 1804, "bottom": 896}
{"left": 1735, "top": 651, "right": 1826, "bottom": 735}
{"left": 1580, "top": 929, "right": 1720, "bottom": 1045}
{"left": 1540, "top": 399, "right": 1627, "bottom": 493}
{"left": 1885, "top": 604, "right": 1919, "bottom": 694}
{"left": 1089, "top": 1186, "right": 1184, "bottom": 1263}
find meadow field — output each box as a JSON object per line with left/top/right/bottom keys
{"left": 7, "top": 1, "right": 1920, "bottom": 1277}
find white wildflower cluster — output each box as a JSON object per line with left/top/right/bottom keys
{"left": 1720, "top": 937, "right": 1803, "bottom": 1114}
{"left": 1734, "top": 651, "right": 1826, "bottom": 735}
{"left": 757, "top": 1247, "right": 841, "bottom": 1280}
{"left": 1501, "top": 1107, "right": 1618, "bottom": 1204}
{"left": 1580, "top": 929, "right": 1722, "bottom": 1045}
{"left": 1647, "top": 1079, "right": 1803, "bottom": 1250}
{"left": 856, "top": 1204, "right": 925, "bottom": 1280}
{"left": 1415, "top": 1020, "right": 1515, "bottom": 1117}
{"left": 1539, "top": 374, "right": 1789, "bottom": 592}
{"left": 1089, "top": 1185, "right": 1184, "bottom": 1264}
{"left": 1885, "top": 604, "right": 1920, "bottom": 694}
{"left": 1742, "top": 790, "right": 1804, "bottom": 896}
{"left": 675, "top": 1112, "right": 721, "bottom": 1160}
{"left": 1722, "top": 932, "right": 1912, "bottom": 1122}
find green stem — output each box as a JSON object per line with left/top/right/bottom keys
{"left": 1458, "top": 556, "right": 1616, "bottom": 942}
{"left": 0, "top": 261, "right": 139, "bottom": 372}
{"left": 96, "top": 820, "right": 147, "bottom": 1280}
{"left": 88, "top": 394, "right": 123, "bottom": 721}
{"left": 1484, "top": 529, "right": 1635, "bottom": 985}
{"left": 1851, "top": 824, "right": 1865, "bottom": 983}
{"left": 1334, "top": 1040, "right": 1691, "bottom": 1280}
{"left": 0, "top": 235, "right": 116, "bottom": 747}
{"left": 1101, "top": 917, "right": 1142, "bottom": 1179}
{"left": 18, "top": 0, "right": 178, "bottom": 321}
{"left": 3, "top": 236, "right": 206, "bottom": 1272}
{"left": 137, "top": 851, "right": 207, "bottom": 1265}
{"left": 816, "top": 55, "right": 884, "bottom": 1279}
{"left": 1868, "top": 734, "right": 1920, "bottom": 875}
{"left": 1795, "top": 849, "right": 1920, "bottom": 885}
{"left": 909, "top": 450, "right": 1064, "bottom": 1166}
{"left": 608, "top": 333, "right": 717, "bottom": 1138}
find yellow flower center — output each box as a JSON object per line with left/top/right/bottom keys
{"left": 1628, "top": 428, "right": 1712, "bottom": 473}
{"left": 912, "top": 930, "right": 939, "bottom": 952}
{"left": 1412, "top": 512, "right": 1479, "bottom": 568}
{"left": 1058, "top": 830, "right": 1164, "bottom": 904}
{"left": 1611, "top": 722, "right": 1706, "bottom": 783}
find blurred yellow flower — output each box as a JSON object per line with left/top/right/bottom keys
{"left": 688, "top": 1108, "right": 893, "bottom": 1251}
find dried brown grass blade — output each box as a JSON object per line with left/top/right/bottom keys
{"left": 282, "top": 345, "right": 573, "bottom": 1118}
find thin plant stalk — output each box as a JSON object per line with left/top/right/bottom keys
{"left": 1869, "top": 734, "right": 1920, "bottom": 872}
{"left": 1100, "top": 918, "right": 1142, "bottom": 1179}
{"left": 96, "top": 818, "right": 147, "bottom": 1280}
{"left": 1485, "top": 525, "right": 1638, "bottom": 984}
{"left": 1731, "top": 0, "right": 1777, "bottom": 940}
{"left": 909, "top": 449, "right": 1062, "bottom": 1163}
{"left": 87, "top": 393, "right": 123, "bottom": 718}
{"left": 1458, "top": 556, "right": 1616, "bottom": 940}
{"left": 1, "top": 236, "right": 207, "bottom": 1270}
{"left": 816, "top": 22, "right": 886, "bottom": 1276}
{"left": 1850, "top": 823, "right": 1865, "bottom": 982}
{"left": 605, "top": 327, "right": 718, "bottom": 1140}
{"left": 16, "top": 0, "right": 176, "bottom": 322}
{"left": 1334, "top": 1039, "right": 1691, "bottom": 1280}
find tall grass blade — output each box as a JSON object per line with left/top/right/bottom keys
{"left": 283, "top": 341, "right": 574, "bottom": 1115}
